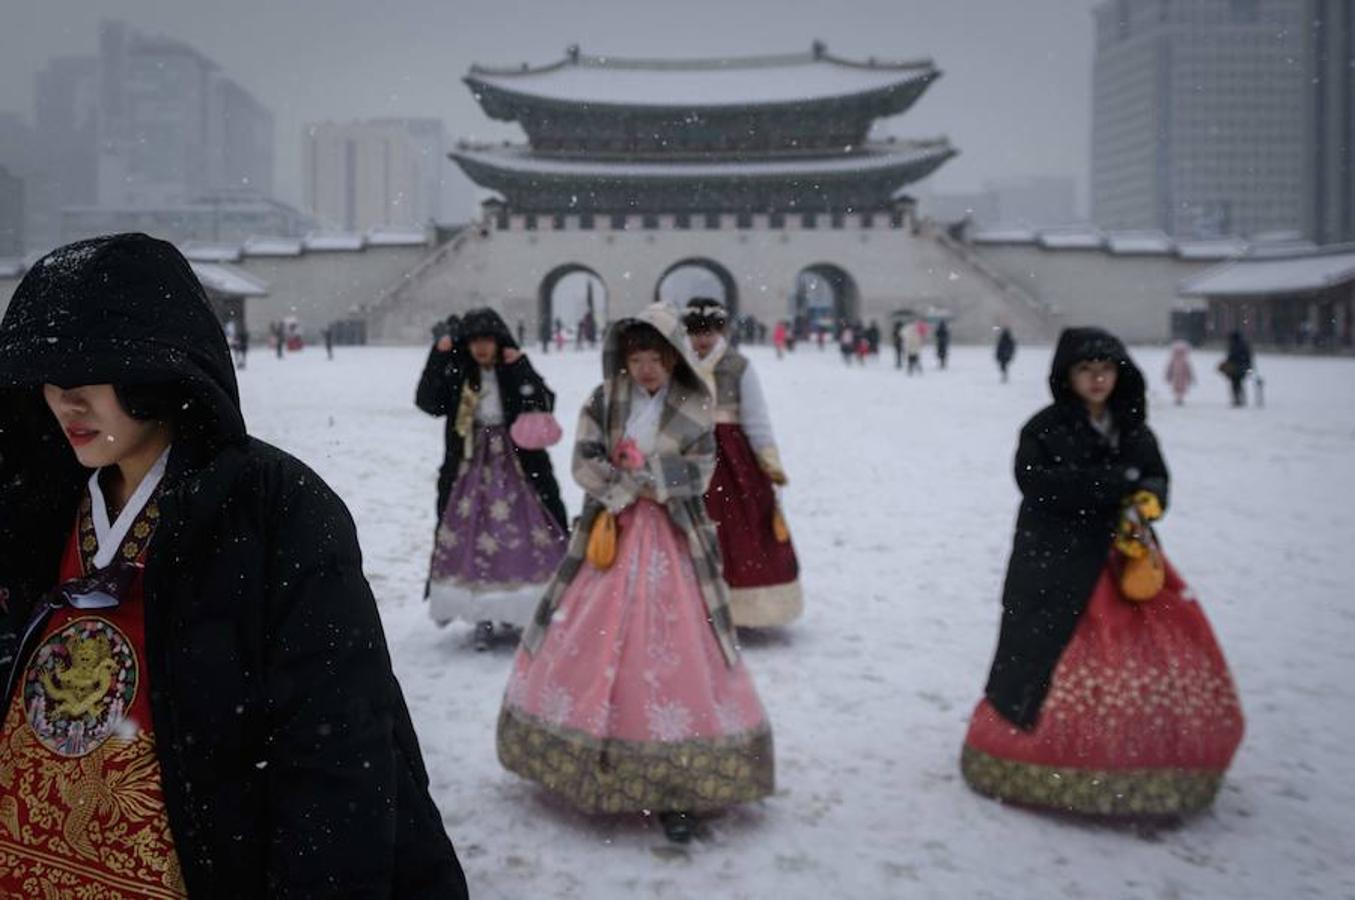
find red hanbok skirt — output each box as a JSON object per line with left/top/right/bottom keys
{"left": 704, "top": 424, "right": 802, "bottom": 627}
{"left": 962, "top": 559, "right": 1244, "bottom": 817}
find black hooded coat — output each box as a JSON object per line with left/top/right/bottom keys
{"left": 983, "top": 327, "right": 1169, "bottom": 729}
{"left": 0, "top": 234, "right": 467, "bottom": 898}
{"left": 415, "top": 307, "right": 567, "bottom": 529}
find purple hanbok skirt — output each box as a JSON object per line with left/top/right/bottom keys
{"left": 429, "top": 424, "right": 567, "bottom": 625}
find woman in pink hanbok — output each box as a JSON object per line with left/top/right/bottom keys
{"left": 497, "top": 303, "right": 774, "bottom": 844}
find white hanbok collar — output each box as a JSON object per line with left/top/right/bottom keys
{"left": 89, "top": 446, "right": 171, "bottom": 570}
{"left": 625, "top": 382, "right": 670, "bottom": 456}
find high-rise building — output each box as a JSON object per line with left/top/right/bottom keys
{"left": 1091, "top": 0, "right": 1310, "bottom": 239}
{"left": 96, "top": 20, "right": 274, "bottom": 208}
{"left": 0, "top": 165, "right": 24, "bottom": 256}
{"left": 32, "top": 56, "right": 100, "bottom": 250}
{"left": 1308, "top": 0, "right": 1354, "bottom": 245}
{"left": 372, "top": 118, "right": 446, "bottom": 223}
{"left": 303, "top": 121, "right": 432, "bottom": 231}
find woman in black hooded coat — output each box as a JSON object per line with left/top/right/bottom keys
{"left": 0, "top": 234, "right": 468, "bottom": 898}
{"left": 416, "top": 308, "right": 567, "bottom": 529}
{"left": 960, "top": 327, "right": 1244, "bottom": 818}
{"left": 416, "top": 308, "right": 568, "bottom": 642}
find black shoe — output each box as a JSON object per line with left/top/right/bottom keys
{"left": 473, "top": 620, "right": 494, "bottom": 651}
{"left": 659, "top": 811, "right": 695, "bottom": 844}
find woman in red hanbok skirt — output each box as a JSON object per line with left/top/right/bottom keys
{"left": 682, "top": 298, "right": 802, "bottom": 628}
{"left": 962, "top": 327, "right": 1244, "bottom": 817}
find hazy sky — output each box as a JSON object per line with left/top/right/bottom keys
{"left": 0, "top": 0, "right": 1103, "bottom": 217}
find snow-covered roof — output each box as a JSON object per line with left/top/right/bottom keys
{"left": 970, "top": 228, "right": 1037, "bottom": 245}
{"left": 1175, "top": 238, "right": 1248, "bottom": 260}
{"left": 1037, "top": 227, "right": 1105, "bottom": 251}
{"left": 451, "top": 141, "right": 955, "bottom": 181}
{"left": 190, "top": 262, "right": 268, "bottom": 298}
{"left": 179, "top": 241, "right": 243, "bottom": 263}
{"left": 365, "top": 228, "right": 428, "bottom": 247}
{"left": 0, "top": 259, "right": 24, "bottom": 279}
{"left": 1105, "top": 230, "right": 1174, "bottom": 255}
{"left": 242, "top": 236, "right": 304, "bottom": 257}
{"left": 1180, "top": 246, "right": 1355, "bottom": 297}
{"left": 303, "top": 233, "right": 366, "bottom": 252}
{"left": 467, "top": 47, "right": 938, "bottom": 110}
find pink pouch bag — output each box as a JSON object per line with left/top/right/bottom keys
{"left": 509, "top": 412, "right": 563, "bottom": 449}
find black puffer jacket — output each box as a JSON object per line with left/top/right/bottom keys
{"left": 415, "top": 307, "right": 567, "bottom": 529}
{"left": 0, "top": 234, "right": 467, "bottom": 898}
{"left": 983, "top": 327, "right": 1169, "bottom": 729}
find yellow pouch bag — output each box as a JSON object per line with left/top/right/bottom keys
{"left": 586, "top": 510, "right": 618, "bottom": 570}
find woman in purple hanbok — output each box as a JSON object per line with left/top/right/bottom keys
{"left": 417, "top": 308, "right": 568, "bottom": 648}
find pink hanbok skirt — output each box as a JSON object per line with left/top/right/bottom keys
{"left": 498, "top": 499, "right": 774, "bottom": 813}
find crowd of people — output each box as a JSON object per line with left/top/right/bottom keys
{"left": 0, "top": 233, "right": 1254, "bottom": 894}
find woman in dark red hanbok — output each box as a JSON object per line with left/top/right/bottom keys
{"left": 962, "top": 327, "right": 1244, "bottom": 817}
{"left": 683, "top": 298, "right": 802, "bottom": 628}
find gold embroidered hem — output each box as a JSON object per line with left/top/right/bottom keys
{"left": 729, "top": 580, "right": 804, "bottom": 628}
{"left": 960, "top": 745, "right": 1225, "bottom": 817}
{"left": 497, "top": 706, "right": 774, "bottom": 814}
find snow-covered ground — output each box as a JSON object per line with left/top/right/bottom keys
{"left": 238, "top": 341, "right": 1355, "bottom": 899}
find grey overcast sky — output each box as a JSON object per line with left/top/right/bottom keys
{"left": 0, "top": 0, "right": 1102, "bottom": 216}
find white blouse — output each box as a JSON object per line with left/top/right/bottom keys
{"left": 624, "top": 382, "right": 670, "bottom": 457}
{"left": 474, "top": 367, "right": 505, "bottom": 425}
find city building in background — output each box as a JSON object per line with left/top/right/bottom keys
{"left": 96, "top": 20, "right": 274, "bottom": 208}
{"left": 1308, "top": 0, "right": 1354, "bottom": 245}
{"left": 0, "top": 165, "right": 24, "bottom": 256}
{"left": 32, "top": 55, "right": 99, "bottom": 249}
{"left": 303, "top": 119, "right": 442, "bottom": 231}
{"left": 61, "top": 190, "right": 314, "bottom": 245}
{"left": 1092, "top": 0, "right": 1310, "bottom": 240}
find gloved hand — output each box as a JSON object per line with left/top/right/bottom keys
{"left": 756, "top": 446, "right": 788, "bottom": 486}
{"left": 431, "top": 314, "right": 462, "bottom": 345}
{"left": 1131, "top": 490, "right": 1163, "bottom": 522}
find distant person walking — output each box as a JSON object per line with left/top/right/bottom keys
{"left": 773, "top": 320, "right": 789, "bottom": 359}
{"left": 892, "top": 321, "right": 905, "bottom": 369}
{"left": 323, "top": 325, "right": 335, "bottom": 360}
{"left": 904, "top": 319, "right": 925, "bottom": 376}
{"left": 1164, "top": 340, "right": 1195, "bottom": 405}
{"left": 1220, "top": 331, "right": 1253, "bottom": 407}
{"left": 935, "top": 319, "right": 951, "bottom": 370}
{"left": 996, "top": 327, "right": 1016, "bottom": 383}
{"left": 839, "top": 324, "right": 856, "bottom": 365}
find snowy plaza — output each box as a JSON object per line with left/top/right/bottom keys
{"left": 240, "top": 342, "right": 1354, "bottom": 899}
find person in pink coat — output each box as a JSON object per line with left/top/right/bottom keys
{"left": 1165, "top": 340, "right": 1195, "bottom": 405}
{"left": 772, "top": 320, "right": 789, "bottom": 359}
